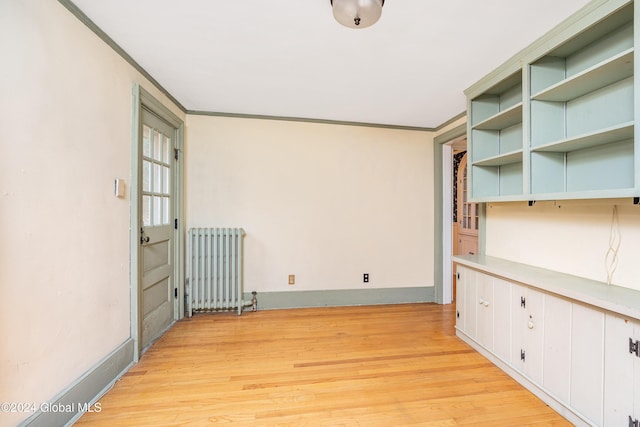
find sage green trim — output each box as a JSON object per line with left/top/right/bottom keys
{"left": 174, "top": 121, "right": 186, "bottom": 321}
{"left": 477, "top": 203, "right": 486, "bottom": 256}
{"left": 138, "top": 87, "right": 184, "bottom": 129}
{"left": 433, "top": 123, "right": 467, "bottom": 304}
{"left": 19, "top": 339, "right": 134, "bottom": 427}
{"left": 57, "top": 0, "right": 187, "bottom": 113}
{"left": 433, "top": 122, "right": 467, "bottom": 146}
{"left": 187, "top": 110, "right": 435, "bottom": 132}
{"left": 188, "top": 109, "right": 465, "bottom": 132}
{"left": 130, "top": 85, "right": 142, "bottom": 361}
{"left": 433, "top": 111, "right": 466, "bottom": 132}
{"left": 245, "top": 287, "right": 435, "bottom": 310}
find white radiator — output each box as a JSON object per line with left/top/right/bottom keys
{"left": 187, "top": 228, "right": 253, "bottom": 316}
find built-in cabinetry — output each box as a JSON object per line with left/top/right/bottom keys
{"left": 510, "top": 283, "right": 544, "bottom": 385}
{"left": 469, "top": 72, "right": 524, "bottom": 199}
{"left": 542, "top": 294, "right": 572, "bottom": 405}
{"left": 454, "top": 255, "right": 640, "bottom": 426}
{"left": 466, "top": 0, "right": 638, "bottom": 202}
{"left": 604, "top": 314, "right": 640, "bottom": 425}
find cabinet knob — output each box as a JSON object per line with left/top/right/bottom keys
{"left": 528, "top": 315, "right": 534, "bottom": 329}
{"left": 484, "top": 301, "right": 489, "bottom": 307}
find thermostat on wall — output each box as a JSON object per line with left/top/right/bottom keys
{"left": 114, "top": 179, "right": 125, "bottom": 198}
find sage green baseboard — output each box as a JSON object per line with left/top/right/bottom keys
{"left": 19, "top": 338, "right": 134, "bottom": 427}
{"left": 246, "top": 287, "right": 435, "bottom": 310}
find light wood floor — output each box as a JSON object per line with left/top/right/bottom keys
{"left": 76, "top": 304, "right": 570, "bottom": 426}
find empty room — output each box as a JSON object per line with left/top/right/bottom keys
{"left": 3, "top": 0, "right": 640, "bottom": 426}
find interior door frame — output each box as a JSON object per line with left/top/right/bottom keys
{"left": 433, "top": 123, "right": 485, "bottom": 304}
{"left": 131, "top": 84, "right": 185, "bottom": 360}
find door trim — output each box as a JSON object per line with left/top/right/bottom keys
{"left": 434, "top": 123, "right": 484, "bottom": 304}
{"left": 131, "top": 84, "right": 185, "bottom": 360}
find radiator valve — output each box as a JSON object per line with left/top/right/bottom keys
{"left": 251, "top": 291, "right": 258, "bottom": 311}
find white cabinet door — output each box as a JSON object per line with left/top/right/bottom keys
{"left": 476, "top": 272, "right": 494, "bottom": 350}
{"left": 511, "top": 283, "right": 544, "bottom": 384}
{"left": 571, "top": 303, "right": 604, "bottom": 426}
{"left": 604, "top": 313, "right": 640, "bottom": 426}
{"left": 460, "top": 266, "right": 478, "bottom": 340}
{"left": 511, "top": 283, "right": 526, "bottom": 372}
{"left": 455, "top": 266, "right": 466, "bottom": 333}
{"left": 493, "top": 277, "right": 511, "bottom": 363}
{"left": 542, "top": 294, "right": 571, "bottom": 404}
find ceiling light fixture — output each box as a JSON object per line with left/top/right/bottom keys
{"left": 330, "top": 0, "right": 384, "bottom": 29}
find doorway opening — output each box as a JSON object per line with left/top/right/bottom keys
{"left": 433, "top": 123, "right": 471, "bottom": 305}
{"left": 451, "top": 141, "right": 479, "bottom": 300}
{"left": 444, "top": 135, "right": 471, "bottom": 302}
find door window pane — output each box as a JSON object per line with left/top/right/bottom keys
{"left": 143, "top": 160, "right": 151, "bottom": 192}
{"left": 163, "top": 166, "right": 170, "bottom": 195}
{"left": 142, "top": 195, "right": 151, "bottom": 226}
{"left": 163, "top": 197, "right": 170, "bottom": 225}
{"left": 153, "top": 196, "right": 162, "bottom": 225}
{"left": 474, "top": 205, "right": 479, "bottom": 230}
{"left": 141, "top": 123, "right": 172, "bottom": 227}
{"left": 163, "top": 137, "right": 171, "bottom": 163}
{"left": 143, "top": 126, "right": 151, "bottom": 157}
{"left": 153, "top": 164, "right": 163, "bottom": 193}
{"left": 153, "top": 131, "right": 163, "bottom": 162}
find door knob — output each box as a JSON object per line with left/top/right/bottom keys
{"left": 140, "top": 227, "right": 150, "bottom": 244}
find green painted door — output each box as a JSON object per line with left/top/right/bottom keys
{"left": 139, "top": 107, "right": 175, "bottom": 350}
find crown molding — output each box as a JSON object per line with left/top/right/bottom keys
{"left": 57, "top": 0, "right": 187, "bottom": 113}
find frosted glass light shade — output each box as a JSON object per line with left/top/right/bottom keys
{"left": 331, "top": 0, "right": 384, "bottom": 29}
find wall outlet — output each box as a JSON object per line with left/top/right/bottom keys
{"left": 288, "top": 275, "right": 295, "bottom": 285}
{"left": 363, "top": 273, "right": 369, "bottom": 283}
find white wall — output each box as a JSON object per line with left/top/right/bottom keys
{"left": 0, "top": 1, "right": 184, "bottom": 425}
{"left": 486, "top": 199, "right": 640, "bottom": 291}
{"left": 186, "top": 116, "right": 434, "bottom": 293}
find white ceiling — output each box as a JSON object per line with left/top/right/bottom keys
{"left": 70, "top": 0, "right": 592, "bottom": 129}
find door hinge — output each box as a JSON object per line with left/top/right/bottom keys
{"left": 174, "top": 218, "right": 178, "bottom": 230}
{"left": 629, "top": 338, "right": 640, "bottom": 357}
{"left": 629, "top": 416, "right": 639, "bottom": 427}
{"left": 174, "top": 148, "right": 179, "bottom": 161}
{"left": 174, "top": 288, "right": 178, "bottom": 298}
{"left": 520, "top": 296, "right": 526, "bottom": 308}
{"left": 520, "top": 349, "right": 526, "bottom": 362}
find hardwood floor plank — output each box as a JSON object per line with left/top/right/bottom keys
{"left": 75, "top": 303, "right": 570, "bottom": 426}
